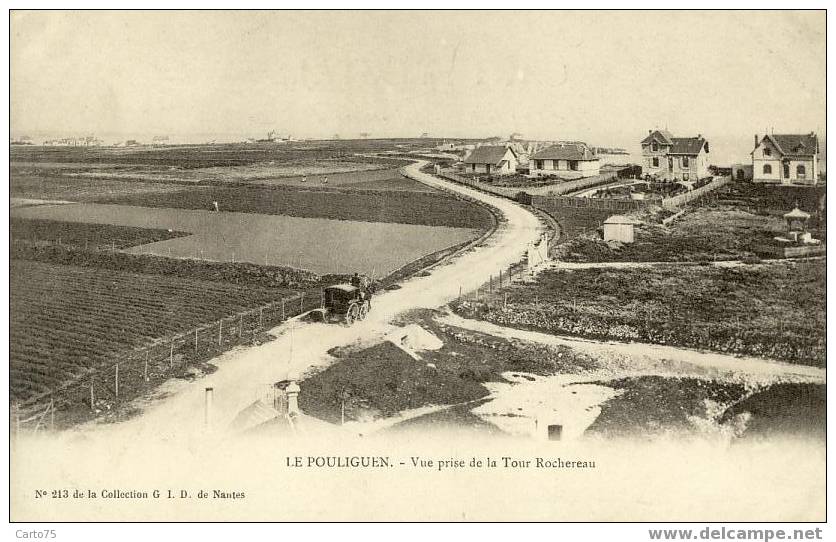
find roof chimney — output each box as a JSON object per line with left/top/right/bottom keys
{"left": 648, "top": 130, "right": 652, "bottom": 135}
{"left": 754, "top": 134, "right": 758, "bottom": 148}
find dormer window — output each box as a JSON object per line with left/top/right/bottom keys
{"left": 651, "top": 142, "right": 658, "bottom": 152}
{"left": 764, "top": 147, "right": 771, "bottom": 157}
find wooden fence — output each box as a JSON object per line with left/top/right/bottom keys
{"left": 660, "top": 176, "right": 731, "bottom": 210}
{"left": 12, "top": 290, "right": 323, "bottom": 433}
{"left": 530, "top": 194, "right": 652, "bottom": 212}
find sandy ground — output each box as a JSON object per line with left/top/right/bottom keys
{"left": 57, "top": 160, "right": 544, "bottom": 445}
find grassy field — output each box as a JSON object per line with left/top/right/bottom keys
{"left": 453, "top": 261, "right": 826, "bottom": 365}
{"left": 9, "top": 259, "right": 309, "bottom": 403}
{"left": 10, "top": 218, "right": 188, "bottom": 249}
{"left": 10, "top": 173, "right": 199, "bottom": 201}
{"left": 93, "top": 185, "right": 494, "bottom": 229}
{"left": 553, "top": 208, "right": 788, "bottom": 262}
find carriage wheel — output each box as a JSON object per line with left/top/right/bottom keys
{"left": 345, "top": 303, "right": 359, "bottom": 325}
{"left": 358, "top": 301, "right": 369, "bottom": 321}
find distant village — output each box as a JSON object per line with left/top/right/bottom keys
{"left": 10, "top": 127, "right": 824, "bottom": 190}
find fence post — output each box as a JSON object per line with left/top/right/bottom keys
{"left": 144, "top": 352, "right": 149, "bottom": 382}
{"left": 195, "top": 328, "right": 199, "bottom": 352}
{"left": 321, "top": 288, "right": 325, "bottom": 309}
{"left": 239, "top": 314, "right": 244, "bottom": 339}
{"left": 170, "top": 340, "right": 175, "bottom": 367}
{"left": 300, "top": 293, "right": 305, "bottom": 314}
{"left": 90, "top": 381, "right": 95, "bottom": 411}
{"left": 218, "top": 320, "right": 223, "bottom": 346}
{"left": 282, "top": 299, "right": 286, "bottom": 320}
{"left": 114, "top": 364, "right": 119, "bottom": 399}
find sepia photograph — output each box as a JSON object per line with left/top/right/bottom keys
{"left": 5, "top": 7, "right": 829, "bottom": 532}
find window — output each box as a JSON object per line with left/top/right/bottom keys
{"left": 569, "top": 160, "right": 578, "bottom": 171}
{"left": 682, "top": 156, "right": 690, "bottom": 168}
{"left": 553, "top": 160, "right": 560, "bottom": 170}
{"left": 472, "top": 164, "right": 476, "bottom": 173}
{"left": 683, "top": 173, "right": 690, "bottom": 181}
{"left": 764, "top": 147, "right": 771, "bottom": 157}
{"left": 535, "top": 160, "right": 543, "bottom": 170}
{"left": 763, "top": 164, "right": 772, "bottom": 175}
{"left": 652, "top": 157, "right": 659, "bottom": 167}
{"left": 797, "top": 164, "right": 806, "bottom": 179}
{"left": 651, "top": 142, "right": 658, "bottom": 152}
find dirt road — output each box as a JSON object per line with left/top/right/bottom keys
{"left": 67, "top": 160, "right": 544, "bottom": 443}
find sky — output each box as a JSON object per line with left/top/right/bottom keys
{"left": 10, "top": 10, "right": 826, "bottom": 162}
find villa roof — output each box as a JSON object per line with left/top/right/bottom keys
{"left": 463, "top": 145, "right": 516, "bottom": 165}
{"left": 641, "top": 130, "right": 674, "bottom": 145}
{"left": 530, "top": 143, "right": 598, "bottom": 161}
{"left": 759, "top": 133, "right": 819, "bottom": 158}
{"left": 668, "top": 136, "right": 708, "bottom": 155}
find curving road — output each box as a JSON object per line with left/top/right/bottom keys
{"left": 67, "top": 160, "right": 544, "bottom": 443}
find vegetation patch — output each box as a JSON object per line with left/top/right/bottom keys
{"left": 720, "top": 383, "right": 825, "bottom": 440}
{"left": 452, "top": 262, "right": 825, "bottom": 365}
{"left": 554, "top": 208, "right": 787, "bottom": 262}
{"left": 11, "top": 218, "right": 189, "bottom": 250}
{"left": 299, "top": 311, "right": 596, "bottom": 424}
{"left": 585, "top": 376, "right": 747, "bottom": 438}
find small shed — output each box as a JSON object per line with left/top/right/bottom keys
{"left": 603, "top": 215, "right": 638, "bottom": 243}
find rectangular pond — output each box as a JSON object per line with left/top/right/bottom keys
{"left": 11, "top": 203, "right": 481, "bottom": 277}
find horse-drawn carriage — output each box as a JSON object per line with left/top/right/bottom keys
{"left": 317, "top": 283, "right": 371, "bottom": 325}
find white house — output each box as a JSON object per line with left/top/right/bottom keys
{"left": 751, "top": 133, "right": 820, "bottom": 185}
{"left": 529, "top": 143, "right": 600, "bottom": 179}
{"left": 641, "top": 130, "right": 710, "bottom": 181}
{"left": 462, "top": 146, "right": 519, "bottom": 175}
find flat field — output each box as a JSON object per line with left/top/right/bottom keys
{"left": 10, "top": 259, "right": 302, "bottom": 403}
{"left": 10, "top": 173, "right": 199, "bottom": 202}
{"left": 10, "top": 218, "right": 188, "bottom": 249}
{"left": 92, "top": 186, "right": 493, "bottom": 229}
{"left": 10, "top": 140, "right": 422, "bottom": 168}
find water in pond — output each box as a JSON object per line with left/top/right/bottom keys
{"left": 11, "top": 203, "right": 480, "bottom": 277}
